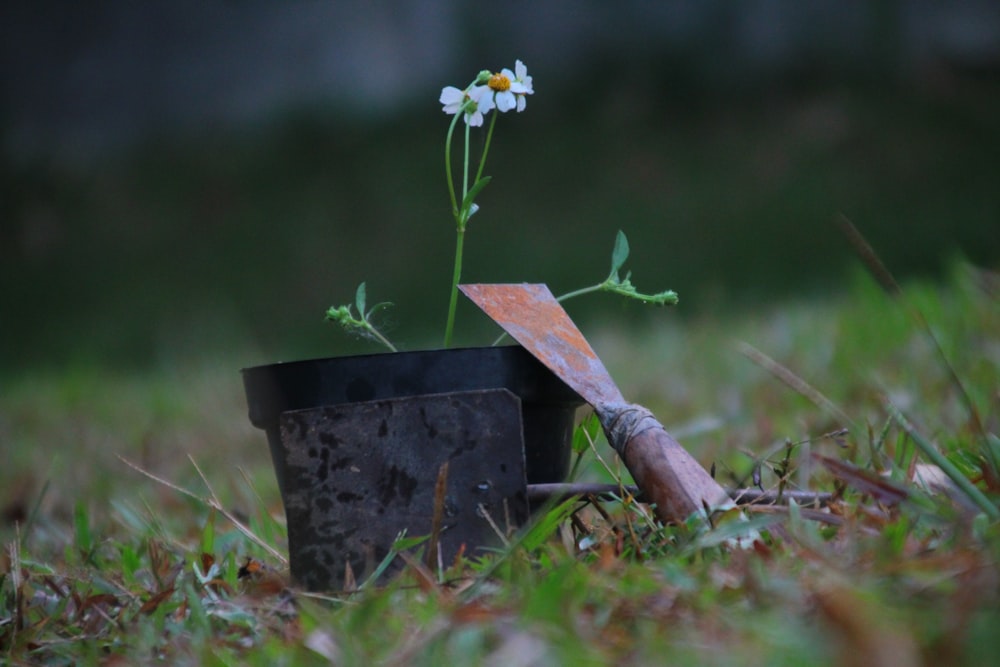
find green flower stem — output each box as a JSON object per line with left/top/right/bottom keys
{"left": 475, "top": 111, "right": 498, "bottom": 184}
{"left": 462, "top": 119, "right": 471, "bottom": 206}
{"left": 444, "top": 112, "right": 461, "bottom": 217}
{"left": 444, "top": 100, "right": 499, "bottom": 347}
{"left": 444, "top": 226, "right": 466, "bottom": 348}
{"left": 442, "top": 109, "right": 464, "bottom": 348}
{"left": 444, "top": 116, "right": 475, "bottom": 347}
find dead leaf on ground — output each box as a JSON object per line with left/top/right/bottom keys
{"left": 813, "top": 454, "right": 908, "bottom": 506}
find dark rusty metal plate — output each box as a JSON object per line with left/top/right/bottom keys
{"left": 459, "top": 283, "right": 625, "bottom": 406}
{"left": 278, "top": 388, "right": 527, "bottom": 591}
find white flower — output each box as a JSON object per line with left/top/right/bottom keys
{"left": 440, "top": 84, "right": 494, "bottom": 126}
{"left": 439, "top": 86, "right": 466, "bottom": 115}
{"left": 512, "top": 60, "right": 533, "bottom": 111}
{"left": 487, "top": 60, "right": 533, "bottom": 113}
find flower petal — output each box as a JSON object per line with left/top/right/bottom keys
{"left": 494, "top": 91, "right": 516, "bottom": 112}
{"left": 469, "top": 85, "right": 495, "bottom": 113}
{"left": 513, "top": 60, "right": 533, "bottom": 94}
{"left": 440, "top": 86, "right": 463, "bottom": 104}
{"left": 440, "top": 86, "right": 466, "bottom": 114}
{"left": 466, "top": 110, "right": 484, "bottom": 126}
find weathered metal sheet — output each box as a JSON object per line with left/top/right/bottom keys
{"left": 278, "top": 389, "right": 527, "bottom": 591}
{"left": 459, "top": 283, "right": 625, "bottom": 406}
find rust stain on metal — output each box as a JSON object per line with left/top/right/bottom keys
{"left": 459, "top": 283, "right": 624, "bottom": 405}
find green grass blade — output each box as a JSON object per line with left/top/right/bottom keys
{"left": 886, "top": 401, "right": 999, "bottom": 520}
{"left": 73, "top": 500, "right": 93, "bottom": 558}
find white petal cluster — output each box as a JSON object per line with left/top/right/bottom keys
{"left": 440, "top": 60, "right": 533, "bottom": 124}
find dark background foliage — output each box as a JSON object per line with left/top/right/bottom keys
{"left": 3, "top": 1, "right": 998, "bottom": 373}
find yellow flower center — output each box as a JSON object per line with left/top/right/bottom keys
{"left": 488, "top": 73, "right": 511, "bottom": 92}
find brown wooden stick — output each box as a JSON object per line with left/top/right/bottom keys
{"left": 527, "top": 482, "right": 833, "bottom": 507}
{"left": 597, "top": 403, "right": 736, "bottom": 523}
{"left": 620, "top": 425, "right": 732, "bottom": 522}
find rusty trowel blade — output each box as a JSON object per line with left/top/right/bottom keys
{"left": 461, "top": 283, "right": 740, "bottom": 524}
{"left": 459, "top": 283, "right": 625, "bottom": 407}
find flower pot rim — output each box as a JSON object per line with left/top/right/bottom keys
{"left": 239, "top": 343, "right": 525, "bottom": 374}
{"left": 242, "top": 343, "right": 585, "bottom": 488}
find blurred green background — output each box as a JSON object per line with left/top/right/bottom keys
{"left": 2, "top": 2, "right": 999, "bottom": 377}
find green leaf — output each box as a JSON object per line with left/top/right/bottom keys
{"left": 572, "top": 412, "right": 602, "bottom": 455}
{"left": 359, "top": 531, "right": 429, "bottom": 589}
{"left": 366, "top": 300, "right": 394, "bottom": 319}
{"left": 460, "top": 175, "right": 492, "bottom": 215}
{"left": 610, "top": 230, "right": 630, "bottom": 275}
{"left": 200, "top": 508, "right": 216, "bottom": 556}
{"left": 355, "top": 282, "right": 367, "bottom": 314}
{"left": 519, "top": 498, "right": 579, "bottom": 553}
{"left": 887, "top": 401, "right": 1000, "bottom": 519}
{"left": 985, "top": 433, "right": 1000, "bottom": 478}
{"left": 392, "top": 533, "right": 431, "bottom": 552}
{"left": 119, "top": 544, "right": 142, "bottom": 582}
{"left": 73, "top": 501, "right": 92, "bottom": 557}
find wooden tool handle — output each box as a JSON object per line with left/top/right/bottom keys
{"left": 598, "top": 404, "right": 735, "bottom": 524}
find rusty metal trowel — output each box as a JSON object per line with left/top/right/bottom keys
{"left": 460, "top": 283, "right": 738, "bottom": 525}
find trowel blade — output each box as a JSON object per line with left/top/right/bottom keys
{"left": 459, "top": 283, "right": 625, "bottom": 407}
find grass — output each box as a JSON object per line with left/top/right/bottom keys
{"left": 2, "top": 255, "right": 999, "bottom": 665}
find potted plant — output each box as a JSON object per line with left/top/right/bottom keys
{"left": 242, "top": 61, "right": 677, "bottom": 590}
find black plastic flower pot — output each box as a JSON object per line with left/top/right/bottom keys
{"left": 243, "top": 346, "right": 584, "bottom": 491}
{"left": 241, "top": 346, "right": 585, "bottom": 589}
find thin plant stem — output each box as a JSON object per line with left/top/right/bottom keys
{"left": 445, "top": 103, "right": 495, "bottom": 347}
{"left": 444, "top": 112, "right": 461, "bottom": 216}
{"left": 444, "top": 226, "right": 466, "bottom": 348}
{"left": 554, "top": 283, "right": 603, "bottom": 302}
{"left": 444, "top": 98, "right": 499, "bottom": 347}
{"left": 368, "top": 325, "right": 398, "bottom": 353}
{"left": 444, "top": 121, "right": 471, "bottom": 347}
{"left": 442, "top": 111, "right": 466, "bottom": 347}
{"left": 475, "top": 111, "right": 498, "bottom": 183}
{"left": 462, "top": 119, "right": 471, "bottom": 208}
